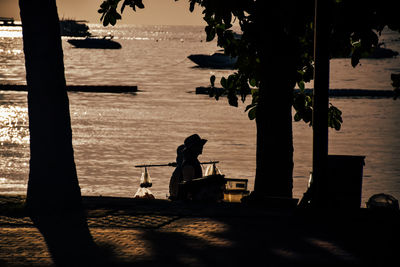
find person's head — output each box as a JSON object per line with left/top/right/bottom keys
{"left": 184, "top": 134, "right": 207, "bottom": 156}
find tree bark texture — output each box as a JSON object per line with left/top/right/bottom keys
{"left": 19, "top": 0, "right": 82, "bottom": 214}
{"left": 19, "top": 2, "right": 105, "bottom": 266}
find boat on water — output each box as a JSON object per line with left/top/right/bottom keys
{"left": 60, "top": 19, "right": 90, "bottom": 37}
{"left": 189, "top": 46, "right": 397, "bottom": 69}
{"left": 188, "top": 52, "right": 237, "bottom": 69}
{"left": 67, "top": 35, "right": 121, "bottom": 49}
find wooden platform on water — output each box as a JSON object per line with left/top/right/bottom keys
{"left": 0, "top": 84, "right": 138, "bottom": 93}
{"left": 0, "top": 17, "right": 21, "bottom": 27}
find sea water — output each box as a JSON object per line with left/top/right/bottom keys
{"left": 1, "top": 24, "right": 399, "bottom": 206}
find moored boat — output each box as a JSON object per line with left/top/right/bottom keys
{"left": 67, "top": 35, "right": 121, "bottom": 49}
{"left": 60, "top": 19, "right": 90, "bottom": 37}
{"left": 188, "top": 52, "right": 237, "bottom": 69}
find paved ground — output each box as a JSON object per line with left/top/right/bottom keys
{"left": 1, "top": 195, "right": 399, "bottom": 266}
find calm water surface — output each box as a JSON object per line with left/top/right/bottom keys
{"left": 1, "top": 25, "right": 399, "bottom": 205}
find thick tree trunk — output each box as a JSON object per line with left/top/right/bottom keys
{"left": 254, "top": 73, "right": 294, "bottom": 198}
{"left": 253, "top": 1, "right": 296, "bottom": 198}
{"left": 254, "top": 80, "right": 294, "bottom": 198}
{"left": 19, "top": 1, "right": 105, "bottom": 265}
{"left": 20, "top": 0, "right": 82, "bottom": 214}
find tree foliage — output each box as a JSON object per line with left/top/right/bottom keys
{"left": 97, "top": 0, "right": 399, "bottom": 198}
{"left": 98, "top": 0, "right": 399, "bottom": 129}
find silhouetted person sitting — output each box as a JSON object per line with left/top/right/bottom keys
{"left": 169, "top": 134, "right": 225, "bottom": 202}
{"left": 181, "top": 134, "right": 207, "bottom": 183}
{"left": 169, "top": 134, "right": 207, "bottom": 200}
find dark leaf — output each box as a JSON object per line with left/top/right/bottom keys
{"left": 210, "top": 75, "right": 216, "bottom": 87}
{"left": 305, "top": 95, "right": 312, "bottom": 106}
{"left": 298, "top": 80, "right": 305, "bottom": 92}
{"left": 110, "top": 14, "right": 117, "bottom": 25}
{"left": 245, "top": 103, "right": 255, "bottom": 112}
{"left": 327, "top": 104, "right": 343, "bottom": 131}
{"left": 100, "top": 1, "right": 108, "bottom": 9}
{"left": 227, "top": 75, "right": 235, "bottom": 89}
{"left": 220, "top": 77, "right": 227, "bottom": 88}
{"left": 223, "top": 12, "right": 232, "bottom": 26}
{"left": 294, "top": 112, "right": 301, "bottom": 121}
{"left": 334, "top": 120, "right": 341, "bottom": 131}
{"left": 249, "top": 78, "right": 257, "bottom": 87}
{"left": 136, "top": 1, "right": 144, "bottom": 9}
{"left": 248, "top": 106, "right": 256, "bottom": 120}
{"left": 121, "top": 0, "right": 131, "bottom": 13}
{"left": 228, "top": 93, "right": 238, "bottom": 107}
{"left": 103, "top": 14, "right": 110, "bottom": 26}
{"left": 190, "top": 1, "right": 195, "bottom": 12}
{"left": 206, "top": 26, "right": 216, "bottom": 42}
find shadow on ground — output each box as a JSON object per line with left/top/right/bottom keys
{"left": 89, "top": 202, "right": 399, "bottom": 267}
{"left": 1, "top": 196, "right": 398, "bottom": 267}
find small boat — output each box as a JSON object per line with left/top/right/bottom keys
{"left": 67, "top": 35, "right": 121, "bottom": 49}
{"left": 60, "top": 19, "right": 90, "bottom": 37}
{"left": 188, "top": 52, "right": 237, "bottom": 69}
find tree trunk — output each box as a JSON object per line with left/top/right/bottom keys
{"left": 254, "top": 82, "right": 294, "bottom": 198}
{"left": 253, "top": 1, "right": 296, "bottom": 198}
{"left": 19, "top": 1, "right": 105, "bottom": 265}
{"left": 254, "top": 71, "right": 294, "bottom": 198}
{"left": 19, "top": 0, "right": 82, "bottom": 214}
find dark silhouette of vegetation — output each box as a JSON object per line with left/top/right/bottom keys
{"left": 19, "top": 0, "right": 105, "bottom": 265}
{"left": 98, "top": 0, "right": 400, "bottom": 199}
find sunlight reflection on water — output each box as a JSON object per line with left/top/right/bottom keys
{"left": 0, "top": 105, "right": 29, "bottom": 144}
{"left": 0, "top": 27, "right": 23, "bottom": 38}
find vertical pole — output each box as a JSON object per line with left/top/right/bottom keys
{"left": 312, "top": 0, "right": 330, "bottom": 207}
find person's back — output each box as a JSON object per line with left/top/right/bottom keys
{"left": 181, "top": 152, "right": 203, "bottom": 182}
{"left": 169, "top": 144, "right": 185, "bottom": 200}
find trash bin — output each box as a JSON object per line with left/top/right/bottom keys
{"left": 326, "top": 155, "right": 365, "bottom": 208}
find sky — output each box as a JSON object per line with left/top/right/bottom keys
{"left": 0, "top": 0, "right": 205, "bottom": 25}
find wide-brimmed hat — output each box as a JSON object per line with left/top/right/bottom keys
{"left": 184, "top": 134, "right": 207, "bottom": 149}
